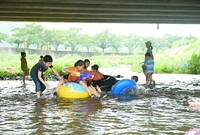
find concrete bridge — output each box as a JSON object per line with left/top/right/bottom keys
{"left": 1, "top": 0, "right": 200, "bottom": 24}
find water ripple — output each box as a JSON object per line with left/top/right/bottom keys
{"left": 0, "top": 74, "right": 200, "bottom": 135}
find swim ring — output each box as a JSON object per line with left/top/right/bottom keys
{"left": 58, "top": 82, "right": 89, "bottom": 99}
{"left": 111, "top": 79, "right": 137, "bottom": 95}
{"left": 100, "top": 75, "right": 117, "bottom": 91}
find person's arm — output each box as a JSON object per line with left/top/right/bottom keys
{"left": 50, "top": 65, "right": 62, "bottom": 80}
{"left": 63, "top": 68, "right": 76, "bottom": 76}
{"left": 37, "top": 71, "right": 50, "bottom": 87}
{"left": 189, "top": 98, "right": 200, "bottom": 106}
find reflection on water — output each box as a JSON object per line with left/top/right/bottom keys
{"left": 0, "top": 74, "right": 200, "bottom": 135}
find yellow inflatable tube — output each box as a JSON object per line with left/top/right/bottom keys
{"left": 58, "top": 82, "right": 89, "bottom": 99}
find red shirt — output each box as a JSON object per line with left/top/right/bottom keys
{"left": 85, "top": 71, "right": 104, "bottom": 81}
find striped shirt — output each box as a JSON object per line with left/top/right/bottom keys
{"left": 145, "top": 58, "right": 154, "bottom": 73}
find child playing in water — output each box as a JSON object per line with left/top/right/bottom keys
{"left": 63, "top": 60, "right": 106, "bottom": 98}
{"left": 131, "top": 75, "right": 138, "bottom": 83}
{"left": 20, "top": 52, "right": 29, "bottom": 84}
{"left": 83, "top": 59, "right": 90, "bottom": 71}
{"left": 86, "top": 64, "right": 104, "bottom": 93}
{"left": 144, "top": 52, "right": 155, "bottom": 88}
{"left": 131, "top": 75, "right": 139, "bottom": 88}
{"left": 30, "top": 55, "right": 62, "bottom": 98}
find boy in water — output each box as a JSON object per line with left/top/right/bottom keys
{"left": 20, "top": 52, "right": 29, "bottom": 84}
{"left": 131, "top": 75, "right": 139, "bottom": 88}
{"left": 30, "top": 55, "right": 62, "bottom": 98}
{"left": 131, "top": 75, "right": 138, "bottom": 83}
{"left": 130, "top": 75, "right": 147, "bottom": 95}
{"left": 84, "top": 59, "right": 90, "bottom": 71}
{"left": 86, "top": 64, "right": 104, "bottom": 93}
{"left": 63, "top": 60, "right": 106, "bottom": 98}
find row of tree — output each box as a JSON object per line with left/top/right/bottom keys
{"left": 0, "top": 23, "right": 197, "bottom": 54}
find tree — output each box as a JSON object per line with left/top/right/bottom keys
{"left": 22, "top": 23, "right": 45, "bottom": 49}
{"left": 162, "top": 34, "right": 183, "bottom": 44}
{"left": 123, "top": 34, "right": 144, "bottom": 54}
{"left": 6, "top": 28, "right": 24, "bottom": 48}
{"left": 8, "top": 23, "right": 45, "bottom": 49}
{"left": 42, "top": 29, "right": 65, "bottom": 51}
{"left": 79, "top": 34, "right": 95, "bottom": 53}
{"left": 94, "top": 30, "right": 111, "bottom": 54}
{"left": 0, "top": 32, "right": 8, "bottom": 44}
{"left": 108, "top": 34, "right": 122, "bottom": 53}
{"left": 63, "top": 27, "right": 82, "bottom": 55}
{"left": 152, "top": 38, "right": 171, "bottom": 52}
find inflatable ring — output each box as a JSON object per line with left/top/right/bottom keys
{"left": 100, "top": 75, "right": 117, "bottom": 91}
{"left": 58, "top": 82, "right": 89, "bottom": 99}
{"left": 111, "top": 79, "right": 137, "bottom": 95}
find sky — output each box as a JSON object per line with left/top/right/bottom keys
{"left": 0, "top": 21, "right": 200, "bottom": 38}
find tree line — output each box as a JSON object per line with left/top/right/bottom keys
{"left": 0, "top": 23, "right": 197, "bottom": 55}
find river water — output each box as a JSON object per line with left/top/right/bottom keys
{"left": 0, "top": 73, "right": 200, "bottom": 135}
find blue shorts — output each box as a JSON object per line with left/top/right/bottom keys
{"left": 31, "top": 73, "right": 46, "bottom": 92}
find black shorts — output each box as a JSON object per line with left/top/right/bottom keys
{"left": 92, "top": 79, "right": 103, "bottom": 87}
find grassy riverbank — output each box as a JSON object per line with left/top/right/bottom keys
{"left": 0, "top": 44, "right": 198, "bottom": 77}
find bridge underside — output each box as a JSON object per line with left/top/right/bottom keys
{"left": 0, "top": 0, "right": 200, "bottom": 24}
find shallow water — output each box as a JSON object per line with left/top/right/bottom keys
{"left": 0, "top": 73, "right": 200, "bottom": 135}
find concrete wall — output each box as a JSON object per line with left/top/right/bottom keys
{"left": 0, "top": 47, "right": 129, "bottom": 58}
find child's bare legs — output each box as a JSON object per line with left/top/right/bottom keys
{"left": 79, "top": 81, "right": 92, "bottom": 96}
{"left": 96, "top": 85, "right": 102, "bottom": 93}
{"left": 36, "top": 91, "right": 42, "bottom": 98}
{"left": 22, "top": 70, "right": 29, "bottom": 84}
{"left": 149, "top": 73, "right": 155, "bottom": 86}
{"left": 49, "top": 79, "right": 64, "bottom": 98}
{"left": 22, "top": 72, "right": 25, "bottom": 84}
{"left": 79, "top": 81, "right": 101, "bottom": 97}
{"left": 146, "top": 73, "right": 150, "bottom": 86}
{"left": 142, "top": 65, "right": 147, "bottom": 78}
{"left": 88, "top": 85, "right": 101, "bottom": 97}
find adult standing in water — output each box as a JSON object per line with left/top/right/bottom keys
{"left": 142, "top": 41, "right": 155, "bottom": 87}
{"left": 145, "top": 41, "right": 154, "bottom": 59}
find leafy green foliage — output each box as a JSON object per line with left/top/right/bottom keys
{"left": 0, "top": 23, "right": 200, "bottom": 76}
{"left": 187, "top": 54, "right": 200, "bottom": 74}
{"left": 0, "top": 32, "right": 8, "bottom": 43}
